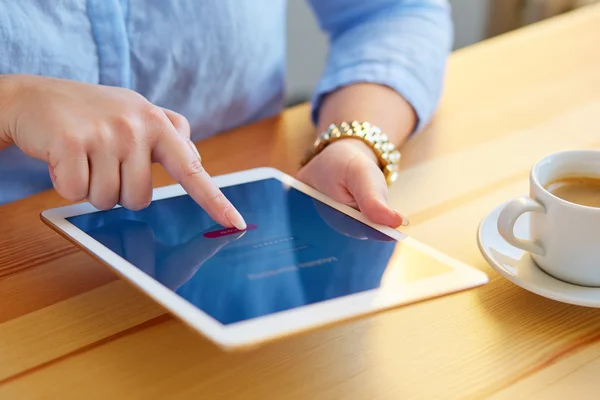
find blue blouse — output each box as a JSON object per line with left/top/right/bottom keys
{"left": 0, "top": 0, "right": 452, "bottom": 205}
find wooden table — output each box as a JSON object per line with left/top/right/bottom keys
{"left": 1, "top": 4, "right": 600, "bottom": 399}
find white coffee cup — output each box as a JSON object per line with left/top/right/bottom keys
{"left": 497, "top": 150, "right": 600, "bottom": 287}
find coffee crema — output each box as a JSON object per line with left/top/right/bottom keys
{"left": 545, "top": 176, "right": 600, "bottom": 208}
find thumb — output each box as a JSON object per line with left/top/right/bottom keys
{"left": 161, "top": 108, "right": 191, "bottom": 140}
{"left": 346, "top": 157, "right": 405, "bottom": 228}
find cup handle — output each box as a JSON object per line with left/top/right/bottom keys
{"left": 497, "top": 197, "right": 546, "bottom": 256}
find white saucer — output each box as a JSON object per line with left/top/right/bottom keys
{"left": 477, "top": 201, "right": 600, "bottom": 307}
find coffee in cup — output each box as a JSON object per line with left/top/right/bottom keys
{"left": 545, "top": 176, "right": 600, "bottom": 208}
{"left": 497, "top": 150, "right": 600, "bottom": 287}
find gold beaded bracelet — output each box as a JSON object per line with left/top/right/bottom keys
{"left": 300, "top": 121, "right": 401, "bottom": 186}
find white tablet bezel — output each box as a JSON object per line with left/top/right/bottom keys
{"left": 41, "top": 167, "right": 488, "bottom": 351}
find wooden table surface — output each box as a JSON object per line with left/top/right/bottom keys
{"left": 2, "top": 4, "right": 600, "bottom": 399}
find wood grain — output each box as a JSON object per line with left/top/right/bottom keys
{"left": 0, "top": 280, "right": 165, "bottom": 382}
{"left": 1, "top": 3, "right": 600, "bottom": 399}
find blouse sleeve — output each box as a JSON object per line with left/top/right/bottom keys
{"left": 307, "top": 0, "right": 453, "bottom": 133}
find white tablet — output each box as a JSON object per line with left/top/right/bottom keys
{"left": 41, "top": 167, "right": 487, "bottom": 351}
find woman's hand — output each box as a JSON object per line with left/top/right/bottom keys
{"left": 300, "top": 82, "right": 418, "bottom": 229}
{"left": 297, "top": 139, "right": 405, "bottom": 228}
{"left": 0, "top": 75, "right": 245, "bottom": 229}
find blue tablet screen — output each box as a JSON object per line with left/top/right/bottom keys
{"left": 67, "top": 178, "right": 400, "bottom": 325}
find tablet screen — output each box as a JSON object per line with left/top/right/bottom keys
{"left": 67, "top": 178, "right": 451, "bottom": 325}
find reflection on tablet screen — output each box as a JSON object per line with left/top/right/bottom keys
{"left": 67, "top": 179, "right": 451, "bottom": 325}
